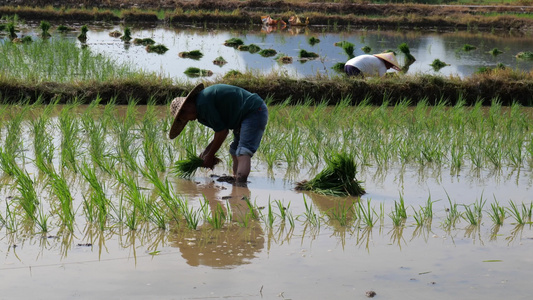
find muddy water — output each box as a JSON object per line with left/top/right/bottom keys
{"left": 1, "top": 105, "right": 533, "bottom": 299}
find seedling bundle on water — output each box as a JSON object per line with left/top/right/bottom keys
{"left": 295, "top": 153, "right": 365, "bottom": 197}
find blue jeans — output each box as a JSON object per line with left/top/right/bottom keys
{"left": 229, "top": 102, "right": 268, "bottom": 157}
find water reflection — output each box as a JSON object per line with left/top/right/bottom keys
{"left": 168, "top": 182, "right": 265, "bottom": 269}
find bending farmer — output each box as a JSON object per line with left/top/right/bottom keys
{"left": 169, "top": 83, "right": 268, "bottom": 185}
{"left": 344, "top": 52, "right": 400, "bottom": 77}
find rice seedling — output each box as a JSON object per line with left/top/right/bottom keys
{"left": 121, "top": 27, "right": 132, "bottom": 42}
{"left": 182, "top": 198, "right": 200, "bottom": 230}
{"left": 201, "top": 197, "right": 226, "bottom": 229}
{"left": 12, "top": 165, "right": 39, "bottom": 221}
{"left": 7, "top": 22, "right": 17, "bottom": 39}
{"left": 59, "top": 104, "right": 82, "bottom": 172}
{"left": 488, "top": 199, "right": 506, "bottom": 226}
{"left": 178, "top": 50, "right": 203, "bottom": 59}
{"left": 430, "top": 59, "right": 449, "bottom": 71}
{"left": 46, "top": 168, "right": 75, "bottom": 231}
{"left": 295, "top": 152, "right": 365, "bottom": 197}
{"left": 259, "top": 49, "right": 277, "bottom": 57}
{"left": 172, "top": 149, "right": 220, "bottom": 178}
{"left": 146, "top": 44, "right": 169, "bottom": 54}
{"left": 262, "top": 200, "right": 276, "bottom": 228}
{"left": 35, "top": 205, "right": 50, "bottom": 232}
{"left": 78, "top": 25, "right": 89, "bottom": 43}
{"left": 308, "top": 36, "right": 320, "bottom": 46}
{"left": 332, "top": 62, "right": 345, "bottom": 73}
{"left": 462, "top": 196, "right": 486, "bottom": 226}
{"left": 361, "top": 45, "right": 372, "bottom": 53}
{"left": 39, "top": 20, "right": 51, "bottom": 38}
{"left": 412, "top": 196, "right": 436, "bottom": 226}
{"left": 31, "top": 106, "right": 55, "bottom": 173}
{"left": 398, "top": 42, "right": 415, "bottom": 64}
{"left": 442, "top": 192, "right": 461, "bottom": 229}
{"left": 507, "top": 200, "right": 532, "bottom": 225}
{"left": 301, "top": 196, "right": 320, "bottom": 228}
{"left": 462, "top": 44, "right": 477, "bottom": 51}
{"left": 299, "top": 49, "right": 319, "bottom": 59}
{"left": 184, "top": 67, "right": 213, "bottom": 77}
{"left": 133, "top": 38, "right": 155, "bottom": 46}
{"left": 488, "top": 48, "right": 503, "bottom": 56}
{"left": 355, "top": 199, "right": 376, "bottom": 227}
{"left": 56, "top": 24, "right": 73, "bottom": 33}
{"left": 0, "top": 148, "right": 17, "bottom": 177}
{"left": 515, "top": 51, "right": 533, "bottom": 60}
{"left": 213, "top": 56, "right": 227, "bottom": 66}
{"left": 109, "top": 30, "right": 122, "bottom": 38}
{"left": 80, "top": 161, "right": 109, "bottom": 229}
{"left": 326, "top": 200, "right": 355, "bottom": 227}
{"left": 223, "top": 37, "right": 244, "bottom": 47}
{"left": 389, "top": 194, "right": 407, "bottom": 227}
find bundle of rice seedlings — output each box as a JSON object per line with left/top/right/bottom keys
{"left": 179, "top": 50, "right": 204, "bottom": 59}
{"left": 295, "top": 153, "right": 365, "bottom": 197}
{"left": 184, "top": 67, "right": 213, "bottom": 77}
{"left": 173, "top": 152, "right": 221, "bottom": 178}
{"left": 430, "top": 58, "right": 449, "bottom": 71}
{"left": 299, "top": 49, "right": 319, "bottom": 59}
{"left": 248, "top": 44, "right": 261, "bottom": 53}
{"left": 516, "top": 51, "right": 533, "bottom": 60}
{"left": 224, "top": 38, "right": 244, "bottom": 47}
{"left": 398, "top": 43, "right": 416, "bottom": 63}
{"left": 146, "top": 44, "right": 169, "bottom": 54}
{"left": 259, "top": 49, "right": 277, "bottom": 57}
{"left": 133, "top": 38, "right": 155, "bottom": 46}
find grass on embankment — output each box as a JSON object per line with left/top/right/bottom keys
{"left": 2, "top": 70, "right": 533, "bottom": 106}
{"left": 2, "top": 1, "right": 533, "bottom": 31}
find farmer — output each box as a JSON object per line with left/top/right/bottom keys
{"left": 169, "top": 83, "right": 268, "bottom": 185}
{"left": 344, "top": 52, "right": 401, "bottom": 77}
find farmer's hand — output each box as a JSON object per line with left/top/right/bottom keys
{"left": 202, "top": 155, "right": 216, "bottom": 169}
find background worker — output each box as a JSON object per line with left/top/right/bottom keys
{"left": 169, "top": 83, "right": 268, "bottom": 185}
{"left": 344, "top": 52, "right": 401, "bottom": 77}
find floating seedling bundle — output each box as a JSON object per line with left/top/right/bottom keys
{"left": 173, "top": 151, "right": 221, "bottom": 178}
{"left": 295, "top": 153, "right": 365, "bottom": 197}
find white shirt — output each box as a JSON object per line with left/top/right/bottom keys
{"left": 345, "top": 55, "right": 388, "bottom": 77}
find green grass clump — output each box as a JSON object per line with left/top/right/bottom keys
{"left": 179, "top": 50, "right": 204, "bottom": 59}
{"left": 184, "top": 67, "right": 213, "bottom": 77}
{"left": 299, "top": 49, "right": 319, "bottom": 59}
{"left": 259, "top": 48, "right": 277, "bottom": 57}
{"left": 295, "top": 153, "right": 365, "bottom": 197}
{"left": 146, "top": 44, "right": 169, "bottom": 54}
{"left": 430, "top": 59, "right": 449, "bottom": 71}
{"left": 462, "top": 44, "right": 477, "bottom": 51}
{"left": 224, "top": 37, "right": 244, "bottom": 47}
{"left": 516, "top": 51, "right": 533, "bottom": 60}
{"left": 133, "top": 38, "right": 155, "bottom": 46}
{"left": 308, "top": 36, "right": 320, "bottom": 46}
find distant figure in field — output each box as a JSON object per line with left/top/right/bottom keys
{"left": 344, "top": 52, "right": 401, "bottom": 77}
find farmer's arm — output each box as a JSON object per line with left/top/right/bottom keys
{"left": 201, "top": 129, "right": 229, "bottom": 168}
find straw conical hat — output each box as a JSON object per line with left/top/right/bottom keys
{"left": 168, "top": 83, "right": 204, "bottom": 139}
{"left": 374, "top": 52, "right": 400, "bottom": 70}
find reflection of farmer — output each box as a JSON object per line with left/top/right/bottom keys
{"left": 344, "top": 52, "right": 401, "bottom": 77}
{"left": 169, "top": 83, "right": 269, "bottom": 185}
{"left": 169, "top": 184, "right": 265, "bottom": 268}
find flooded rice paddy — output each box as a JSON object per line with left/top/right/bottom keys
{"left": 1, "top": 103, "right": 532, "bottom": 299}
{"left": 6, "top": 22, "right": 533, "bottom": 82}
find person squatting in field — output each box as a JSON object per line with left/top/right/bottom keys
{"left": 344, "top": 52, "right": 401, "bottom": 77}
{"left": 169, "top": 83, "right": 268, "bottom": 185}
